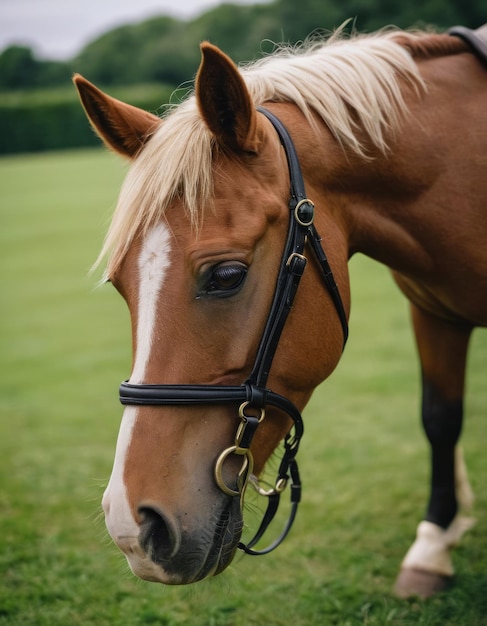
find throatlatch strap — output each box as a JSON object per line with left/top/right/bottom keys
{"left": 251, "top": 106, "right": 348, "bottom": 387}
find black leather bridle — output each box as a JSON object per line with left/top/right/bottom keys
{"left": 119, "top": 107, "right": 349, "bottom": 555}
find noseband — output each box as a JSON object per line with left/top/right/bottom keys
{"left": 119, "top": 107, "right": 349, "bottom": 555}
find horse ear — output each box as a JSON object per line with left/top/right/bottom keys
{"left": 73, "top": 74, "right": 161, "bottom": 158}
{"left": 196, "top": 42, "right": 263, "bottom": 153}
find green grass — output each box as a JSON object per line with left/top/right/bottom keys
{"left": 0, "top": 149, "right": 486, "bottom": 625}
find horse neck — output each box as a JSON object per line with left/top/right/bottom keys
{"left": 268, "top": 103, "right": 428, "bottom": 273}
{"left": 282, "top": 47, "right": 484, "bottom": 278}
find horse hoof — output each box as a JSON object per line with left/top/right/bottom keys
{"left": 394, "top": 568, "right": 452, "bottom": 599}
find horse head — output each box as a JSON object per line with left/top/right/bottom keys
{"left": 74, "top": 42, "right": 349, "bottom": 584}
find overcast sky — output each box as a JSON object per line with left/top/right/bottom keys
{"left": 0, "top": 0, "right": 270, "bottom": 59}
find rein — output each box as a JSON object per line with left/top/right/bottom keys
{"left": 119, "top": 107, "right": 349, "bottom": 555}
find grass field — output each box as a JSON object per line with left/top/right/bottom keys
{"left": 1, "top": 148, "right": 486, "bottom": 625}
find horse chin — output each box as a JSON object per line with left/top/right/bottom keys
{"left": 129, "top": 498, "right": 243, "bottom": 585}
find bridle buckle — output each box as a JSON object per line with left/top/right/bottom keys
{"left": 294, "top": 198, "right": 315, "bottom": 226}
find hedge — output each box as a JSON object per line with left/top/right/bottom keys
{"left": 0, "top": 83, "right": 182, "bottom": 155}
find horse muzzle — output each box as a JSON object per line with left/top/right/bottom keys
{"left": 104, "top": 492, "right": 243, "bottom": 584}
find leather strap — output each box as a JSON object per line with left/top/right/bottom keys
{"left": 120, "top": 381, "right": 303, "bottom": 434}
{"left": 247, "top": 107, "right": 348, "bottom": 392}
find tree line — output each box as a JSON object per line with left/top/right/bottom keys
{"left": 0, "top": 0, "right": 484, "bottom": 92}
{"left": 0, "top": 0, "right": 483, "bottom": 153}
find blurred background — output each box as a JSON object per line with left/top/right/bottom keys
{"left": 0, "top": 0, "right": 484, "bottom": 155}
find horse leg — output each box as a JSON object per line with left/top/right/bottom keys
{"left": 394, "top": 304, "right": 476, "bottom": 599}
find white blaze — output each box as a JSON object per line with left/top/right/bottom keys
{"left": 131, "top": 223, "right": 172, "bottom": 383}
{"left": 103, "top": 223, "right": 172, "bottom": 553}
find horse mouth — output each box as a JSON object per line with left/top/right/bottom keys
{"left": 137, "top": 497, "right": 242, "bottom": 584}
{"left": 207, "top": 502, "right": 244, "bottom": 577}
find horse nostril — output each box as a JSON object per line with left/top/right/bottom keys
{"left": 138, "top": 505, "right": 181, "bottom": 562}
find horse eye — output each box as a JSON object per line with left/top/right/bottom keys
{"left": 204, "top": 262, "right": 248, "bottom": 297}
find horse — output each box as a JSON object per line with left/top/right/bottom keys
{"left": 74, "top": 24, "right": 486, "bottom": 598}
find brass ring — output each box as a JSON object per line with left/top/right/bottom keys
{"left": 249, "top": 474, "right": 288, "bottom": 497}
{"left": 238, "top": 401, "right": 265, "bottom": 422}
{"left": 214, "top": 446, "right": 253, "bottom": 497}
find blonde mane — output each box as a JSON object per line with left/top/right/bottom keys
{"left": 99, "top": 29, "right": 426, "bottom": 277}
